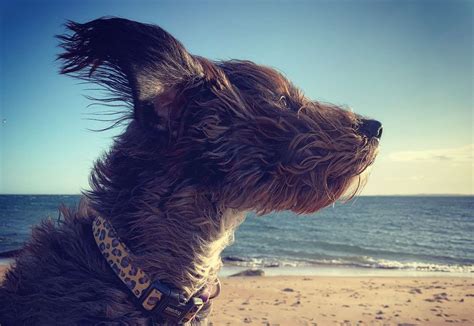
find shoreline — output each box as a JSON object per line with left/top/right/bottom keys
{"left": 220, "top": 265, "right": 474, "bottom": 278}
{"left": 1, "top": 260, "right": 473, "bottom": 278}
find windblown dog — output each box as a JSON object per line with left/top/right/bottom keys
{"left": 0, "top": 17, "right": 382, "bottom": 325}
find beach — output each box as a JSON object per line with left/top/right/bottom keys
{"left": 1, "top": 264, "right": 472, "bottom": 325}
{"left": 209, "top": 275, "right": 473, "bottom": 325}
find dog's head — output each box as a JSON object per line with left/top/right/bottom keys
{"left": 58, "top": 17, "right": 381, "bottom": 216}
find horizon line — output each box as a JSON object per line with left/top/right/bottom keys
{"left": 0, "top": 193, "right": 472, "bottom": 197}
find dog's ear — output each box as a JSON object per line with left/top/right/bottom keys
{"left": 57, "top": 17, "right": 202, "bottom": 130}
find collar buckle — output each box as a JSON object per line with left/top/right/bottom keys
{"left": 140, "top": 280, "right": 204, "bottom": 324}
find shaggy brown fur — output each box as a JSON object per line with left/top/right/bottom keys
{"left": 0, "top": 17, "right": 381, "bottom": 325}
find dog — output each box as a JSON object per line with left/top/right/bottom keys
{"left": 0, "top": 17, "right": 381, "bottom": 325}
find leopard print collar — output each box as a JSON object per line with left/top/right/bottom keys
{"left": 92, "top": 215, "right": 210, "bottom": 323}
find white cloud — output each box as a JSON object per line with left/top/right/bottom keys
{"left": 389, "top": 144, "right": 473, "bottom": 163}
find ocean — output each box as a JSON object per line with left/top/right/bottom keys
{"left": 0, "top": 195, "right": 473, "bottom": 276}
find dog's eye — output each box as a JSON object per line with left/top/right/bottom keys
{"left": 279, "top": 96, "right": 288, "bottom": 108}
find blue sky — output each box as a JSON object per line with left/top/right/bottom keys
{"left": 0, "top": 0, "right": 472, "bottom": 195}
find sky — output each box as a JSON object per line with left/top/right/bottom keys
{"left": 0, "top": 0, "right": 472, "bottom": 195}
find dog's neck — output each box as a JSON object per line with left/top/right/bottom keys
{"left": 93, "top": 194, "right": 246, "bottom": 297}
{"left": 87, "top": 130, "right": 249, "bottom": 297}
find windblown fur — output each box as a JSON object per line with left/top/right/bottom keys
{"left": 0, "top": 17, "right": 380, "bottom": 325}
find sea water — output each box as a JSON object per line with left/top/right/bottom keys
{"left": 1, "top": 195, "right": 472, "bottom": 276}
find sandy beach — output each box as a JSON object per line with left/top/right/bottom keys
{"left": 1, "top": 265, "right": 472, "bottom": 325}
{"left": 209, "top": 275, "right": 473, "bottom": 325}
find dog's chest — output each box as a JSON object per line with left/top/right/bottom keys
{"left": 203, "top": 210, "right": 246, "bottom": 267}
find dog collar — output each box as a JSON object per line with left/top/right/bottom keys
{"left": 92, "top": 216, "right": 206, "bottom": 324}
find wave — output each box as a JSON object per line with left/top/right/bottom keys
{"left": 222, "top": 255, "right": 474, "bottom": 274}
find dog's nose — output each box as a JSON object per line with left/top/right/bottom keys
{"left": 359, "top": 119, "right": 383, "bottom": 139}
